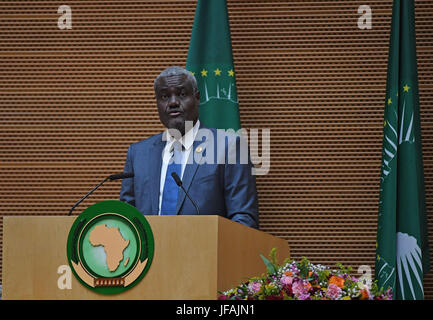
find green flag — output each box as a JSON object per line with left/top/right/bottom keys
{"left": 375, "top": 0, "right": 430, "bottom": 300}
{"left": 186, "top": 0, "right": 241, "bottom": 130}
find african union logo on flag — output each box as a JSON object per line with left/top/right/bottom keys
{"left": 67, "top": 200, "right": 154, "bottom": 294}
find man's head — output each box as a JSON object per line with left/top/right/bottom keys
{"left": 154, "top": 66, "right": 200, "bottom": 136}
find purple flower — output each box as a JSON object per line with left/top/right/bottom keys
{"left": 299, "top": 293, "right": 311, "bottom": 300}
{"left": 247, "top": 281, "right": 262, "bottom": 294}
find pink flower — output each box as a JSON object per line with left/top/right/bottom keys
{"left": 292, "top": 280, "right": 311, "bottom": 297}
{"left": 326, "top": 283, "right": 342, "bottom": 299}
{"left": 281, "top": 276, "right": 293, "bottom": 286}
{"left": 247, "top": 281, "right": 262, "bottom": 294}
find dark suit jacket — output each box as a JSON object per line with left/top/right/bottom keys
{"left": 119, "top": 126, "right": 259, "bottom": 228}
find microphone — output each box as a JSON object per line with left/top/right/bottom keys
{"left": 68, "top": 172, "right": 134, "bottom": 216}
{"left": 171, "top": 172, "right": 200, "bottom": 216}
{"left": 108, "top": 172, "right": 134, "bottom": 180}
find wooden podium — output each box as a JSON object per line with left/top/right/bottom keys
{"left": 2, "top": 215, "right": 289, "bottom": 300}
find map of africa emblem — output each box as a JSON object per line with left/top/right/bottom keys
{"left": 67, "top": 200, "right": 154, "bottom": 294}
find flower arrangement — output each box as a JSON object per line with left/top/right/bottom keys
{"left": 218, "top": 249, "right": 393, "bottom": 300}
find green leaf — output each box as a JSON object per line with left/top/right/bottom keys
{"left": 299, "top": 257, "right": 310, "bottom": 278}
{"left": 260, "top": 253, "right": 277, "bottom": 275}
{"left": 269, "top": 248, "right": 278, "bottom": 266}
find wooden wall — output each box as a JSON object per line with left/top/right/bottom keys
{"left": 1, "top": 0, "right": 432, "bottom": 298}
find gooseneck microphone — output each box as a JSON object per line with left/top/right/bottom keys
{"left": 68, "top": 172, "right": 134, "bottom": 216}
{"left": 108, "top": 172, "right": 134, "bottom": 180}
{"left": 171, "top": 172, "right": 200, "bottom": 216}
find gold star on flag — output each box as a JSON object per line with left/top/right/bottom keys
{"left": 201, "top": 69, "right": 208, "bottom": 77}
{"left": 228, "top": 69, "right": 234, "bottom": 77}
{"left": 403, "top": 84, "right": 410, "bottom": 92}
{"left": 384, "top": 120, "right": 386, "bottom": 127}
{"left": 214, "top": 68, "right": 221, "bottom": 76}
{"left": 387, "top": 98, "right": 392, "bottom": 105}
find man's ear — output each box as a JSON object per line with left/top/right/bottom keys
{"left": 194, "top": 90, "right": 200, "bottom": 101}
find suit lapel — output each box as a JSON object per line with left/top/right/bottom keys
{"left": 150, "top": 136, "right": 165, "bottom": 215}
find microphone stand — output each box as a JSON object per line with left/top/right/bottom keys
{"left": 68, "top": 173, "right": 133, "bottom": 216}
{"left": 171, "top": 172, "right": 200, "bottom": 215}
{"left": 68, "top": 177, "right": 109, "bottom": 216}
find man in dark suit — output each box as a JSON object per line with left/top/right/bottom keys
{"left": 120, "top": 66, "right": 259, "bottom": 228}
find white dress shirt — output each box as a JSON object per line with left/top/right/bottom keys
{"left": 158, "top": 120, "right": 200, "bottom": 215}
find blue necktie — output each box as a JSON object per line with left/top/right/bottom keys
{"left": 160, "top": 142, "right": 182, "bottom": 215}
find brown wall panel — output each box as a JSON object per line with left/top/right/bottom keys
{"left": 1, "top": 0, "right": 433, "bottom": 298}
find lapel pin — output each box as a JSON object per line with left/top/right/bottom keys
{"left": 195, "top": 146, "right": 203, "bottom": 153}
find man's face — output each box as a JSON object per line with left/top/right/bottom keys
{"left": 155, "top": 74, "right": 200, "bottom": 136}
